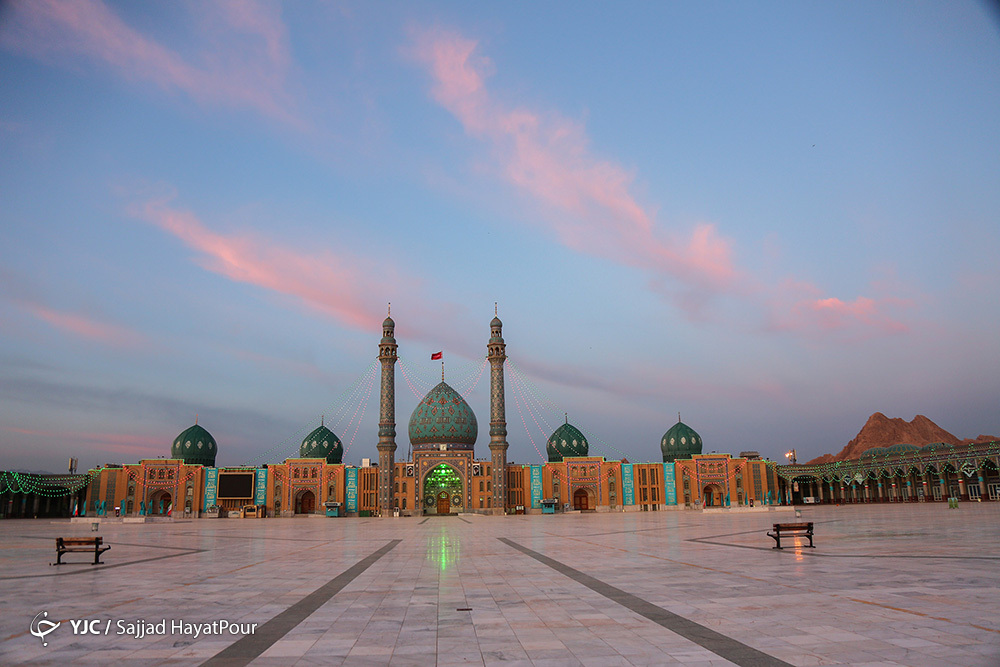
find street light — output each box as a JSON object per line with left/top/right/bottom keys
{"left": 785, "top": 449, "right": 797, "bottom": 465}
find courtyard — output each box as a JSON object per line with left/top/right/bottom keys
{"left": 1, "top": 503, "right": 997, "bottom": 666}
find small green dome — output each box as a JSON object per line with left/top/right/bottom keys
{"left": 547, "top": 422, "right": 589, "bottom": 462}
{"left": 660, "top": 420, "right": 703, "bottom": 462}
{"left": 921, "top": 442, "right": 947, "bottom": 452}
{"left": 170, "top": 423, "right": 217, "bottom": 467}
{"left": 491, "top": 315, "right": 502, "bottom": 328}
{"left": 383, "top": 316, "right": 395, "bottom": 328}
{"left": 409, "top": 381, "right": 478, "bottom": 448}
{"left": 300, "top": 424, "right": 343, "bottom": 464}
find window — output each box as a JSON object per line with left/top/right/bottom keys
{"left": 402, "top": 482, "right": 407, "bottom": 493}
{"left": 487, "top": 481, "right": 491, "bottom": 491}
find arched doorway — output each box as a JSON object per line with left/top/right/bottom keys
{"left": 149, "top": 491, "right": 172, "bottom": 515}
{"left": 423, "top": 464, "right": 463, "bottom": 515}
{"left": 296, "top": 490, "right": 316, "bottom": 514}
{"left": 702, "top": 484, "right": 722, "bottom": 507}
{"left": 573, "top": 488, "right": 589, "bottom": 510}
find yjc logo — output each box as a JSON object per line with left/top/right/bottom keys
{"left": 29, "top": 612, "right": 61, "bottom": 647}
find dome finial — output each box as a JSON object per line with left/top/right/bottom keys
{"left": 678, "top": 412, "right": 681, "bottom": 423}
{"left": 495, "top": 301, "right": 498, "bottom": 316}
{"left": 387, "top": 302, "right": 391, "bottom": 316}
{"left": 441, "top": 360, "right": 445, "bottom": 382}
{"left": 565, "top": 412, "right": 568, "bottom": 424}
{"left": 321, "top": 414, "right": 324, "bottom": 427}
{"left": 195, "top": 413, "right": 198, "bottom": 425}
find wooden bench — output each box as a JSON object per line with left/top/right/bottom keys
{"left": 767, "top": 522, "right": 815, "bottom": 549}
{"left": 53, "top": 537, "right": 110, "bottom": 565}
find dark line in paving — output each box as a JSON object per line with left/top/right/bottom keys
{"left": 419, "top": 518, "right": 430, "bottom": 524}
{"left": 201, "top": 539, "right": 400, "bottom": 667}
{"left": 457, "top": 517, "right": 472, "bottom": 524}
{"left": 499, "top": 538, "right": 791, "bottom": 667}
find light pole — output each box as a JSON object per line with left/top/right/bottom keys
{"left": 785, "top": 449, "right": 797, "bottom": 465}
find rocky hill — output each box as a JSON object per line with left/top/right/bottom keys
{"left": 806, "top": 413, "right": 997, "bottom": 465}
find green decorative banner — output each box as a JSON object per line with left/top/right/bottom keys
{"left": 345, "top": 467, "right": 358, "bottom": 513}
{"left": 254, "top": 468, "right": 268, "bottom": 506}
{"left": 622, "top": 464, "right": 635, "bottom": 505}
{"left": 203, "top": 468, "right": 218, "bottom": 511}
{"left": 663, "top": 463, "right": 676, "bottom": 505}
{"left": 530, "top": 465, "right": 543, "bottom": 509}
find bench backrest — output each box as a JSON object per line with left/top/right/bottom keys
{"left": 57, "top": 537, "right": 103, "bottom": 546}
{"left": 772, "top": 522, "right": 812, "bottom": 530}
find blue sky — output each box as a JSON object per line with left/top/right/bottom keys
{"left": 1, "top": 1, "right": 998, "bottom": 473}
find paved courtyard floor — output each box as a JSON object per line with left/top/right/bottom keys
{"left": 1, "top": 503, "right": 998, "bottom": 666}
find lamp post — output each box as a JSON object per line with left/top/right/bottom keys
{"left": 785, "top": 449, "right": 797, "bottom": 465}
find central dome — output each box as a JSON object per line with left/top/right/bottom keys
{"left": 408, "top": 381, "right": 478, "bottom": 449}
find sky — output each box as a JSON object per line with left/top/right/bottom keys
{"left": 1, "top": 1, "right": 998, "bottom": 473}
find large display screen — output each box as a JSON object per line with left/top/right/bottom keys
{"left": 217, "top": 472, "right": 254, "bottom": 498}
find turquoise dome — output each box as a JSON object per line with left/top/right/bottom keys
{"left": 170, "top": 423, "right": 217, "bottom": 467}
{"left": 660, "top": 420, "right": 703, "bottom": 462}
{"left": 547, "top": 422, "right": 589, "bottom": 462}
{"left": 408, "top": 381, "right": 478, "bottom": 449}
{"left": 300, "top": 424, "right": 343, "bottom": 464}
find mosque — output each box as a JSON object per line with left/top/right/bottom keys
{"left": 64, "top": 312, "right": 998, "bottom": 520}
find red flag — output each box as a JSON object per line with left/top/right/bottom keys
{"left": 431, "top": 351, "right": 442, "bottom": 360}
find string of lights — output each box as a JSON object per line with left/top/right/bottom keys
{"left": 343, "top": 362, "right": 377, "bottom": 455}
{"left": 240, "top": 360, "right": 379, "bottom": 466}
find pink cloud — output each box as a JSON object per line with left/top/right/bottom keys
{"left": 767, "top": 280, "right": 910, "bottom": 336}
{"left": 4, "top": 427, "right": 163, "bottom": 458}
{"left": 410, "top": 27, "right": 914, "bottom": 339}
{"left": 408, "top": 28, "right": 737, "bottom": 292}
{"left": 133, "top": 195, "right": 393, "bottom": 333}
{"left": 22, "top": 302, "right": 145, "bottom": 347}
{"left": 1, "top": 0, "right": 301, "bottom": 127}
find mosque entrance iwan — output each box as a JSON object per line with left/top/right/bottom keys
{"left": 424, "top": 464, "right": 462, "bottom": 515}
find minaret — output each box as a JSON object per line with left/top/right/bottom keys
{"left": 487, "top": 304, "right": 509, "bottom": 515}
{"left": 377, "top": 306, "right": 398, "bottom": 517}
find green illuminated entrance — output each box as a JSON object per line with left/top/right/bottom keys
{"left": 423, "top": 464, "right": 463, "bottom": 515}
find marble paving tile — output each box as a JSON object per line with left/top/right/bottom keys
{"left": 1, "top": 503, "right": 998, "bottom": 666}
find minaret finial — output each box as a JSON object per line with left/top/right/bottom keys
{"left": 387, "top": 302, "right": 391, "bottom": 316}
{"left": 495, "top": 302, "right": 498, "bottom": 317}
